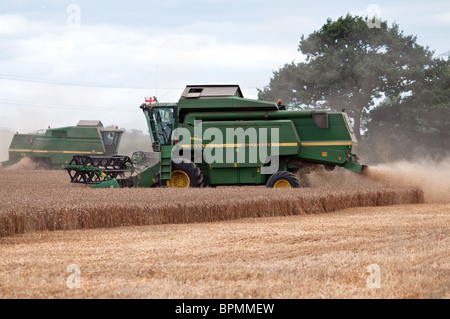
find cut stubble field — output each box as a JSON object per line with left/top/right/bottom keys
{"left": 0, "top": 159, "right": 449, "bottom": 298}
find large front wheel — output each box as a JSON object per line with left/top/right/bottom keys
{"left": 170, "top": 159, "right": 204, "bottom": 188}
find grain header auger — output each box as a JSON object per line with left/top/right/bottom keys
{"left": 65, "top": 84, "right": 367, "bottom": 189}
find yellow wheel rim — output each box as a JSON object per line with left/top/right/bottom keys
{"left": 274, "top": 179, "right": 291, "bottom": 188}
{"left": 171, "top": 170, "right": 190, "bottom": 188}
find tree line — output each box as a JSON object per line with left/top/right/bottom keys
{"left": 258, "top": 14, "right": 450, "bottom": 164}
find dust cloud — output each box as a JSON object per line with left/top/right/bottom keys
{"left": 0, "top": 157, "right": 37, "bottom": 171}
{"left": 363, "top": 159, "right": 450, "bottom": 204}
{"left": 0, "top": 128, "right": 14, "bottom": 162}
{"left": 309, "top": 158, "right": 450, "bottom": 203}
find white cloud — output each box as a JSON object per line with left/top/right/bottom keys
{"left": 0, "top": 14, "right": 31, "bottom": 35}
{"left": 0, "top": 13, "right": 298, "bottom": 133}
{"left": 0, "top": 0, "right": 448, "bottom": 134}
{"left": 0, "top": 14, "right": 57, "bottom": 36}
{"left": 430, "top": 11, "right": 450, "bottom": 27}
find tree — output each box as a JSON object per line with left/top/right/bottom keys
{"left": 258, "top": 14, "right": 434, "bottom": 141}
{"left": 365, "top": 58, "right": 450, "bottom": 162}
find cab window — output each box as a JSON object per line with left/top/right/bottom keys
{"left": 152, "top": 107, "right": 175, "bottom": 145}
{"left": 101, "top": 131, "right": 121, "bottom": 153}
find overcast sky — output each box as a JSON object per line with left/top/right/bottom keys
{"left": 0, "top": 0, "right": 449, "bottom": 133}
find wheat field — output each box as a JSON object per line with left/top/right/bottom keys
{"left": 0, "top": 203, "right": 448, "bottom": 299}
{"left": 0, "top": 160, "right": 448, "bottom": 299}
{"left": 0, "top": 168, "right": 423, "bottom": 237}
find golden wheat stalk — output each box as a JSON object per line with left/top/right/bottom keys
{"left": 0, "top": 169, "right": 424, "bottom": 237}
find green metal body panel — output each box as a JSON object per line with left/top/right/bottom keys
{"left": 3, "top": 121, "right": 124, "bottom": 169}
{"left": 130, "top": 162, "right": 160, "bottom": 187}
{"left": 92, "top": 179, "right": 120, "bottom": 188}
{"left": 204, "top": 166, "right": 266, "bottom": 185}
{"left": 177, "top": 96, "right": 278, "bottom": 121}
{"left": 177, "top": 119, "right": 300, "bottom": 167}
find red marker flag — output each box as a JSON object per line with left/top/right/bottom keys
{"left": 145, "top": 96, "right": 158, "bottom": 104}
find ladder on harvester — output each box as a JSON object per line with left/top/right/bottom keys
{"left": 158, "top": 119, "right": 175, "bottom": 187}
{"left": 159, "top": 144, "right": 172, "bottom": 187}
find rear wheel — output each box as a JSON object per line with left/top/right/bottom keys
{"left": 266, "top": 171, "right": 300, "bottom": 188}
{"left": 36, "top": 162, "right": 50, "bottom": 170}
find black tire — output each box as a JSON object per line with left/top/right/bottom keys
{"left": 155, "top": 159, "right": 204, "bottom": 188}
{"left": 266, "top": 171, "right": 300, "bottom": 188}
{"left": 171, "top": 159, "right": 203, "bottom": 188}
{"left": 36, "top": 162, "right": 50, "bottom": 170}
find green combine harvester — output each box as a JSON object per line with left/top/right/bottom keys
{"left": 66, "top": 85, "right": 367, "bottom": 188}
{"left": 1, "top": 121, "right": 125, "bottom": 169}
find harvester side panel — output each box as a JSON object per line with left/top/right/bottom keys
{"left": 292, "top": 113, "right": 356, "bottom": 166}
{"left": 177, "top": 119, "right": 300, "bottom": 169}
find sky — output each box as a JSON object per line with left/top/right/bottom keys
{"left": 0, "top": 0, "right": 449, "bottom": 133}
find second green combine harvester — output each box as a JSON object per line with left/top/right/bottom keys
{"left": 66, "top": 85, "right": 366, "bottom": 188}
{"left": 3, "top": 120, "right": 125, "bottom": 170}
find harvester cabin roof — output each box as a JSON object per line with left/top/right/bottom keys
{"left": 180, "top": 85, "right": 243, "bottom": 99}
{"left": 77, "top": 120, "right": 104, "bottom": 127}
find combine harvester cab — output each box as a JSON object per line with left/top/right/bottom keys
{"left": 2, "top": 121, "right": 124, "bottom": 170}
{"left": 67, "top": 85, "right": 366, "bottom": 188}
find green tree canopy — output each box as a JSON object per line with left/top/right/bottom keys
{"left": 258, "top": 14, "right": 434, "bottom": 141}
{"left": 366, "top": 58, "right": 450, "bottom": 162}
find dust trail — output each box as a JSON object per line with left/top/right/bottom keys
{"left": 0, "top": 158, "right": 37, "bottom": 171}
{"left": 0, "top": 128, "right": 14, "bottom": 162}
{"left": 309, "top": 158, "right": 450, "bottom": 203}
{"left": 363, "top": 159, "right": 450, "bottom": 203}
